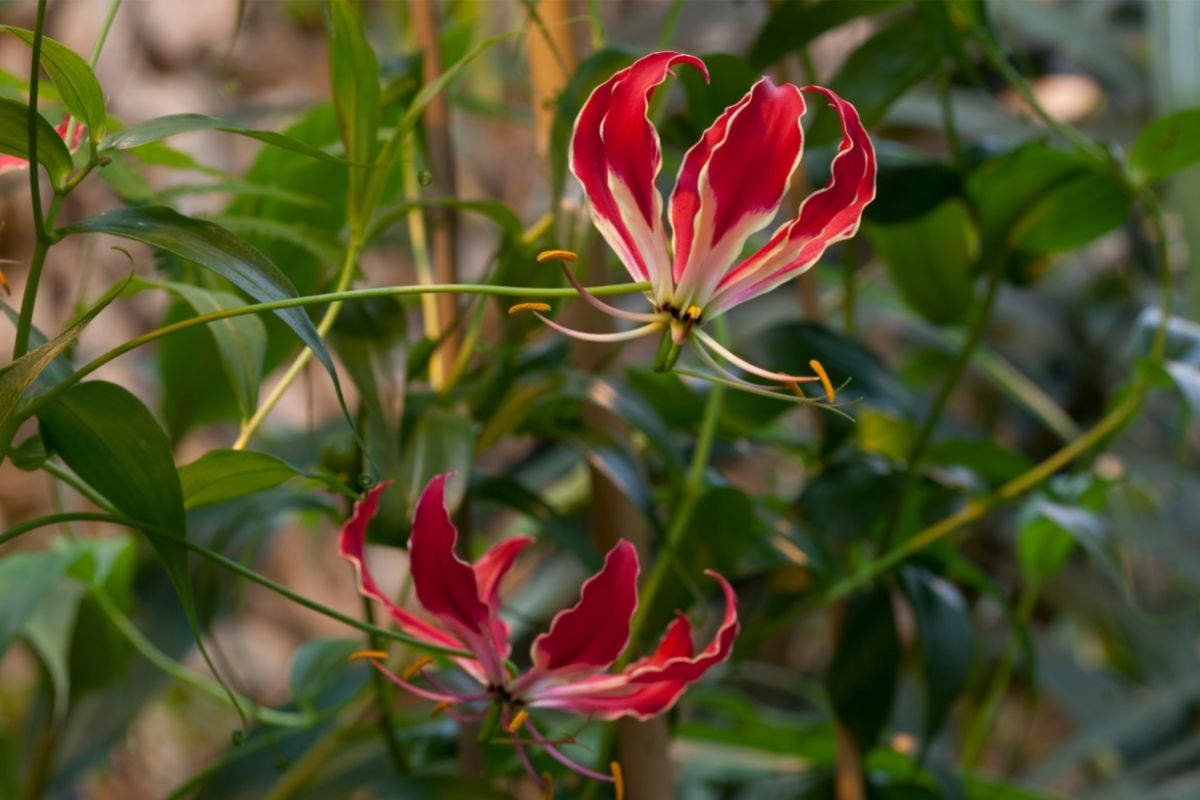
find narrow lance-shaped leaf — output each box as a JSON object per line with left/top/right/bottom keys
{"left": 101, "top": 113, "right": 350, "bottom": 165}
{"left": 1, "top": 26, "right": 107, "bottom": 144}
{"left": 0, "top": 97, "right": 73, "bottom": 188}
{"left": 0, "top": 278, "right": 126, "bottom": 457}
{"left": 59, "top": 206, "right": 341, "bottom": 390}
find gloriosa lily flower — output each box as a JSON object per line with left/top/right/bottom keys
{"left": 515, "top": 51, "right": 875, "bottom": 400}
{"left": 340, "top": 473, "right": 739, "bottom": 793}
{"left": 0, "top": 115, "right": 84, "bottom": 175}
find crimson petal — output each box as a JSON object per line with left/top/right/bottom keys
{"left": 337, "top": 482, "right": 463, "bottom": 649}
{"left": 670, "top": 77, "right": 806, "bottom": 307}
{"left": 707, "top": 86, "right": 875, "bottom": 316}
{"left": 408, "top": 473, "right": 489, "bottom": 637}
{"left": 628, "top": 570, "right": 739, "bottom": 685}
{"left": 530, "top": 539, "right": 640, "bottom": 676}
{"left": 474, "top": 535, "right": 535, "bottom": 658}
{"left": 570, "top": 51, "right": 707, "bottom": 293}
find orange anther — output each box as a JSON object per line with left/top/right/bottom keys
{"left": 347, "top": 649, "right": 388, "bottom": 663}
{"left": 506, "top": 709, "right": 529, "bottom": 733}
{"left": 402, "top": 655, "right": 434, "bottom": 679}
{"left": 537, "top": 248, "right": 578, "bottom": 263}
{"left": 509, "top": 302, "right": 551, "bottom": 315}
{"left": 611, "top": 761, "right": 624, "bottom": 800}
{"left": 809, "top": 359, "right": 835, "bottom": 403}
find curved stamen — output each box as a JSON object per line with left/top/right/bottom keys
{"left": 548, "top": 257, "right": 661, "bottom": 323}
{"left": 523, "top": 310, "right": 666, "bottom": 343}
{"left": 689, "top": 337, "right": 795, "bottom": 395}
{"left": 524, "top": 719, "right": 616, "bottom": 783}
{"left": 367, "top": 661, "right": 467, "bottom": 704}
{"left": 692, "top": 328, "right": 820, "bottom": 385}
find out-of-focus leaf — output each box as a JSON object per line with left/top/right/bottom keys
{"left": 0, "top": 97, "right": 72, "bottom": 187}
{"left": 868, "top": 199, "right": 977, "bottom": 325}
{"left": 144, "top": 280, "right": 266, "bottom": 422}
{"left": 800, "top": 455, "right": 902, "bottom": 549}
{"left": 37, "top": 382, "right": 190, "bottom": 609}
{"left": 0, "top": 278, "right": 124, "bottom": 448}
{"left": 565, "top": 373, "right": 684, "bottom": 473}
{"left": 404, "top": 404, "right": 474, "bottom": 513}
{"left": 809, "top": 16, "right": 940, "bottom": 145}
{"left": 101, "top": 113, "right": 348, "bottom": 164}
{"left": 564, "top": 429, "right": 654, "bottom": 518}
{"left": 644, "top": 486, "right": 763, "bottom": 632}
{"left": 968, "top": 143, "right": 1132, "bottom": 262}
{"left": 899, "top": 566, "right": 973, "bottom": 750}
{"left": 826, "top": 586, "right": 900, "bottom": 752}
{"left": 180, "top": 449, "right": 338, "bottom": 509}
{"left": 857, "top": 407, "right": 916, "bottom": 461}
{"left": 472, "top": 474, "right": 596, "bottom": 568}
{"left": 550, "top": 48, "right": 634, "bottom": 199}
{"left": 675, "top": 52, "right": 756, "bottom": 141}
{"left": 327, "top": 0, "right": 379, "bottom": 233}
{"left": 1131, "top": 108, "right": 1200, "bottom": 182}
{"left": 368, "top": 198, "right": 523, "bottom": 242}
{"left": 749, "top": 0, "right": 906, "bottom": 69}
{"left": 925, "top": 439, "right": 1034, "bottom": 484}
{"left": 0, "top": 551, "right": 77, "bottom": 657}
{"left": 61, "top": 206, "right": 341, "bottom": 398}
{"left": 1, "top": 27, "right": 106, "bottom": 143}
{"left": 289, "top": 638, "right": 366, "bottom": 712}
{"left": 23, "top": 579, "right": 84, "bottom": 718}
{"left": 65, "top": 535, "right": 137, "bottom": 699}
{"left": 865, "top": 161, "right": 962, "bottom": 224}
{"left": 1018, "top": 492, "right": 1115, "bottom": 589}
{"left": 208, "top": 216, "right": 342, "bottom": 265}
{"left": 626, "top": 367, "right": 707, "bottom": 431}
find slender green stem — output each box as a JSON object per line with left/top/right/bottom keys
{"left": 41, "top": 460, "right": 115, "bottom": 512}
{"left": 818, "top": 388, "right": 1143, "bottom": 606}
{"left": 92, "top": 588, "right": 317, "bottom": 728}
{"left": 0, "top": 511, "right": 474, "bottom": 659}
{"left": 623, "top": 320, "right": 728, "bottom": 662}
{"left": 13, "top": 0, "right": 50, "bottom": 360}
{"left": 21, "top": 279, "right": 647, "bottom": 424}
{"left": 232, "top": 236, "right": 365, "bottom": 449}
{"left": 961, "top": 583, "right": 1037, "bottom": 768}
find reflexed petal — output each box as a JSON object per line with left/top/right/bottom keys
{"left": 409, "top": 473, "right": 489, "bottom": 637}
{"left": 570, "top": 51, "right": 707, "bottom": 291}
{"left": 627, "top": 570, "right": 739, "bottom": 684}
{"left": 530, "top": 540, "right": 640, "bottom": 676}
{"left": 531, "top": 570, "right": 738, "bottom": 719}
{"left": 627, "top": 612, "right": 694, "bottom": 672}
{"left": 474, "top": 535, "right": 535, "bottom": 658}
{"left": 336, "top": 482, "right": 464, "bottom": 649}
{"left": 670, "top": 78, "right": 806, "bottom": 308}
{"left": 707, "top": 86, "right": 876, "bottom": 316}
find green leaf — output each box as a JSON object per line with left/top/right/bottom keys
{"left": 0, "top": 550, "right": 77, "bottom": 657}
{"left": 868, "top": 198, "right": 977, "bottom": 325}
{"left": 148, "top": 280, "right": 267, "bottom": 421}
{"left": 809, "top": 16, "right": 940, "bottom": 145}
{"left": 0, "top": 278, "right": 125, "bottom": 455}
{"left": 289, "top": 638, "right": 366, "bottom": 712}
{"left": 179, "top": 448, "right": 338, "bottom": 509}
{"left": 1018, "top": 498, "right": 1116, "bottom": 588}
{"left": 749, "top": 0, "right": 906, "bottom": 69}
{"left": 826, "top": 586, "right": 900, "bottom": 753}
{"left": 1131, "top": 108, "right": 1200, "bottom": 182}
{"left": 1, "top": 26, "right": 107, "bottom": 143}
{"left": 64, "top": 536, "right": 138, "bottom": 698}
{"left": 968, "top": 143, "right": 1132, "bottom": 260}
{"left": 23, "top": 579, "right": 84, "bottom": 719}
{"left": 327, "top": 0, "right": 380, "bottom": 233}
{"left": 100, "top": 113, "right": 349, "bottom": 164}
{"left": 865, "top": 161, "right": 962, "bottom": 224}
{"left": 404, "top": 404, "right": 475, "bottom": 514}
{"left": 37, "top": 381, "right": 189, "bottom": 602}
{"left": 60, "top": 206, "right": 341, "bottom": 395}
{"left": 857, "top": 407, "right": 916, "bottom": 461}
{"left": 0, "top": 97, "right": 72, "bottom": 187}
{"left": 899, "top": 566, "right": 973, "bottom": 750}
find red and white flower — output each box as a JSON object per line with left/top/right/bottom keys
{"left": 340, "top": 474, "right": 739, "bottom": 791}
{"left": 521, "top": 51, "right": 875, "bottom": 397}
